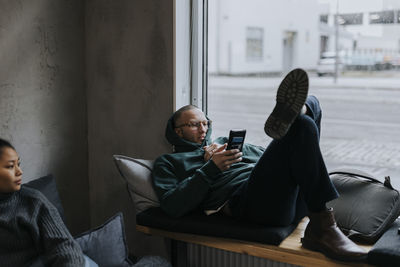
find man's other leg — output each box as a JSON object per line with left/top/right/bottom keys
{"left": 304, "top": 95, "right": 322, "bottom": 137}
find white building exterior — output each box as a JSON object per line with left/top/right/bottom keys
{"left": 208, "top": 0, "right": 400, "bottom": 75}
{"left": 208, "top": 0, "right": 320, "bottom": 75}
{"left": 318, "top": 0, "right": 400, "bottom": 66}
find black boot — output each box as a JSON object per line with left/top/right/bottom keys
{"left": 264, "top": 68, "right": 309, "bottom": 139}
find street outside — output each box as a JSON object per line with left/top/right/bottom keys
{"left": 208, "top": 72, "right": 400, "bottom": 189}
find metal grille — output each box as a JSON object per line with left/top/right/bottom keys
{"left": 186, "top": 243, "right": 298, "bottom": 267}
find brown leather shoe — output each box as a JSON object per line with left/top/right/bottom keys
{"left": 301, "top": 208, "right": 367, "bottom": 262}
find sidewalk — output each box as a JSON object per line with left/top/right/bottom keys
{"left": 310, "top": 76, "right": 400, "bottom": 90}
{"left": 209, "top": 74, "right": 400, "bottom": 90}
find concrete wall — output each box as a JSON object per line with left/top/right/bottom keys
{"left": 86, "top": 0, "right": 173, "bottom": 258}
{"left": 0, "top": 0, "right": 174, "bottom": 258}
{"left": 0, "top": 0, "right": 89, "bottom": 234}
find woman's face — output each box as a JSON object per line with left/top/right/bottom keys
{"left": 0, "top": 147, "right": 23, "bottom": 193}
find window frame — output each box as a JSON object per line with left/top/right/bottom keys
{"left": 191, "top": 0, "right": 208, "bottom": 114}
{"left": 174, "top": 0, "right": 208, "bottom": 114}
{"left": 174, "top": 0, "right": 191, "bottom": 111}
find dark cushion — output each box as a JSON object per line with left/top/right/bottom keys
{"left": 328, "top": 169, "right": 400, "bottom": 244}
{"left": 75, "top": 212, "right": 133, "bottom": 267}
{"left": 23, "top": 174, "right": 65, "bottom": 222}
{"left": 133, "top": 256, "right": 171, "bottom": 267}
{"left": 368, "top": 219, "right": 400, "bottom": 266}
{"left": 28, "top": 254, "right": 97, "bottom": 267}
{"left": 136, "top": 207, "right": 299, "bottom": 245}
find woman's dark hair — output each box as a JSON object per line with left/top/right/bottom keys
{"left": 0, "top": 138, "right": 15, "bottom": 155}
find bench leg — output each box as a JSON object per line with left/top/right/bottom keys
{"left": 171, "top": 239, "right": 187, "bottom": 267}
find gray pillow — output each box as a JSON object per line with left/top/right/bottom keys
{"left": 75, "top": 213, "right": 132, "bottom": 267}
{"left": 23, "top": 174, "right": 66, "bottom": 222}
{"left": 133, "top": 256, "right": 171, "bottom": 267}
{"left": 113, "top": 155, "right": 159, "bottom": 212}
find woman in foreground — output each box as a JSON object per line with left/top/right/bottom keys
{"left": 0, "top": 138, "right": 87, "bottom": 267}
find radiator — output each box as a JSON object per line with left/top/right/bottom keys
{"left": 186, "top": 243, "right": 298, "bottom": 267}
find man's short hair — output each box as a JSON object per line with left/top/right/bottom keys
{"left": 172, "top": 105, "right": 199, "bottom": 128}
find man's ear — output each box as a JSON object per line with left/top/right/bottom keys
{"left": 175, "top": 127, "right": 183, "bottom": 138}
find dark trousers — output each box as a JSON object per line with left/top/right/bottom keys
{"left": 229, "top": 96, "right": 339, "bottom": 226}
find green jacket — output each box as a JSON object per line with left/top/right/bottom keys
{"left": 152, "top": 115, "right": 265, "bottom": 217}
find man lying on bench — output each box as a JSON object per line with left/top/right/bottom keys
{"left": 152, "top": 68, "right": 366, "bottom": 263}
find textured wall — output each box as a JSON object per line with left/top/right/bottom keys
{"left": 0, "top": 0, "right": 89, "bottom": 234}
{"left": 86, "top": 0, "right": 173, "bottom": 258}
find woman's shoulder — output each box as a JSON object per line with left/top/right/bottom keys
{"left": 19, "top": 186, "right": 50, "bottom": 205}
{"left": 7, "top": 187, "right": 55, "bottom": 220}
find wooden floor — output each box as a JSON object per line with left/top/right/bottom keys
{"left": 137, "top": 217, "right": 373, "bottom": 267}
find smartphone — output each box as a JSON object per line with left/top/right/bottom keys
{"left": 227, "top": 129, "right": 246, "bottom": 151}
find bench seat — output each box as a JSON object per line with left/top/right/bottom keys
{"left": 137, "top": 217, "right": 373, "bottom": 267}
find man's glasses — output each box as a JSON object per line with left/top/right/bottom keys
{"left": 175, "top": 120, "right": 212, "bottom": 130}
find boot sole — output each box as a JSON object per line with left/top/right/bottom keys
{"left": 264, "top": 68, "right": 309, "bottom": 139}
{"left": 301, "top": 237, "right": 367, "bottom": 263}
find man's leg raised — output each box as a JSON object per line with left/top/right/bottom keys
{"left": 232, "top": 72, "right": 367, "bottom": 262}
{"left": 236, "top": 114, "right": 337, "bottom": 225}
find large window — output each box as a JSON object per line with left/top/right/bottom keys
{"left": 201, "top": 0, "right": 400, "bottom": 188}
{"left": 337, "top": 13, "right": 363, "bottom": 25}
{"left": 369, "top": 10, "right": 395, "bottom": 24}
{"left": 397, "top": 10, "right": 400, "bottom": 23}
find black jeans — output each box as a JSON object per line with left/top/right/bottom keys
{"left": 229, "top": 96, "right": 339, "bottom": 226}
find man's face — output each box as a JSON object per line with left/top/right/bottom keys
{"left": 174, "top": 108, "right": 209, "bottom": 144}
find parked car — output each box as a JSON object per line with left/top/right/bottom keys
{"left": 316, "top": 52, "right": 344, "bottom": 76}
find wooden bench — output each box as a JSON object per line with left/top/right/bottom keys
{"left": 137, "top": 217, "right": 373, "bottom": 267}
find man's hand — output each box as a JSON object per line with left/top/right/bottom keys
{"left": 203, "top": 143, "right": 223, "bottom": 162}
{"left": 211, "top": 144, "right": 243, "bottom": 171}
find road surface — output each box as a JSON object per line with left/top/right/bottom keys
{"left": 208, "top": 75, "right": 400, "bottom": 188}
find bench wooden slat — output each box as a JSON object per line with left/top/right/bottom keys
{"left": 136, "top": 217, "right": 373, "bottom": 267}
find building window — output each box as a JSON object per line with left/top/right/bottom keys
{"left": 337, "top": 13, "right": 363, "bottom": 25}
{"left": 397, "top": 10, "right": 400, "bottom": 23}
{"left": 320, "top": 14, "right": 328, "bottom": 24}
{"left": 246, "top": 27, "right": 264, "bottom": 61}
{"left": 369, "top": 10, "right": 395, "bottom": 24}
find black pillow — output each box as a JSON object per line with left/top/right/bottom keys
{"left": 75, "top": 212, "right": 133, "bottom": 267}
{"left": 23, "top": 174, "right": 66, "bottom": 222}
{"left": 137, "top": 207, "right": 299, "bottom": 245}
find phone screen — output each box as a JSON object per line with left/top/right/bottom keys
{"left": 230, "top": 137, "right": 244, "bottom": 150}
{"left": 227, "top": 130, "right": 246, "bottom": 151}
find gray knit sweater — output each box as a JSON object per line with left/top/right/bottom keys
{"left": 0, "top": 187, "right": 85, "bottom": 267}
